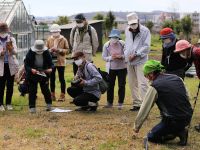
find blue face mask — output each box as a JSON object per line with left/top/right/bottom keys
{"left": 163, "top": 38, "right": 176, "bottom": 48}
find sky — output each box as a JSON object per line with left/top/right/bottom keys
{"left": 22, "top": 0, "right": 200, "bottom": 17}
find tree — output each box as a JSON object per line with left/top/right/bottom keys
{"left": 54, "top": 16, "right": 69, "bottom": 25}
{"left": 181, "top": 15, "right": 192, "bottom": 40}
{"left": 93, "top": 13, "right": 104, "bottom": 20}
{"left": 38, "top": 22, "right": 48, "bottom": 29}
{"left": 173, "top": 20, "right": 182, "bottom": 35}
{"left": 104, "top": 11, "right": 115, "bottom": 36}
{"left": 162, "top": 20, "right": 174, "bottom": 29}
{"left": 145, "top": 21, "right": 154, "bottom": 32}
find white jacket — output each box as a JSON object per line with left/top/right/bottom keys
{"left": 124, "top": 24, "right": 151, "bottom": 66}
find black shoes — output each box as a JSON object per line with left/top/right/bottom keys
{"left": 75, "top": 106, "right": 90, "bottom": 111}
{"left": 130, "top": 106, "right": 140, "bottom": 111}
{"left": 75, "top": 106, "right": 97, "bottom": 112}
{"left": 177, "top": 128, "right": 188, "bottom": 146}
{"left": 194, "top": 123, "right": 200, "bottom": 132}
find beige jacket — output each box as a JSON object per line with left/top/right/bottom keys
{"left": 46, "top": 35, "right": 69, "bottom": 66}
{"left": 0, "top": 36, "right": 19, "bottom": 77}
{"left": 70, "top": 25, "right": 99, "bottom": 62}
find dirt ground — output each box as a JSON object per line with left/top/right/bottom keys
{"left": 1, "top": 88, "right": 200, "bottom": 150}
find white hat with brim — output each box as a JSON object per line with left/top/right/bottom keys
{"left": 197, "top": 39, "right": 200, "bottom": 44}
{"left": 127, "top": 12, "right": 139, "bottom": 25}
{"left": 49, "top": 24, "right": 61, "bottom": 33}
{"left": 32, "top": 40, "right": 48, "bottom": 54}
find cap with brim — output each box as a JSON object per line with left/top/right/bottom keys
{"left": 32, "top": 40, "right": 47, "bottom": 53}
{"left": 108, "top": 29, "right": 121, "bottom": 39}
{"left": 174, "top": 40, "right": 192, "bottom": 53}
{"left": 0, "top": 23, "right": 10, "bottom": 33}
{"left": 71, "top": 51, "right": 84, "bottom": 59}
{"left": 143, "top": 60, "right": 164, "bottom": 76}
{"left": 127, "top": 12, "right": 138, "bottom": 25}
{"left": 75, "top": 13, "right": 86, "bottom": 21}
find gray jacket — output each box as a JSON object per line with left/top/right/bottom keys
{"left": 124, "top": 24, "right": 151, "bottom": 66}
{"left": 70, "top": 25, "right": 99, "bottom": 61}
{"left": 77, "top": 62, "right": 102, "bottom": 98}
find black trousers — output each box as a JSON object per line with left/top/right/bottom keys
{"left": 107, "top": 68, "right": 127, "bottom": 104}
{"left": 0, "top": 64, "right": 15, "bottom": 106}
{"left": 73, "top": 62, "right": 78, "bottom": 75}
{"left": 29, "top": 76, "right": 52, "bottom": 108}
{"left": 147, "top": 117, "right": 190, "bottom": 143}
{"left": 50, "top": 66, "right": 66, "bottom": 93}
{"left": 67, "top": 86, "right": 99, "bottom": 106}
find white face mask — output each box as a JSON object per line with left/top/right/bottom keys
{"left": 163, "top": 38, "right": 171, "bottom": 44}
{"left": 75, "top": 59, "right": 83, "bottom": 66}
{"left": 110, "top": 38, "right": 119, "bottom": 44}
{"left": 0, "top": 33, "right": 8, "bottom": 38}
{"left": 180, "top": 50, "right": 191, "bottom": 59}
{"left": 77, "top": 23, "right": 84, "bottom": 28}
{"left": 130, "top": 24, "right": 138, "bottom": 30}
{"left": 52, "top": 32, "right": 60, "bottom": 37}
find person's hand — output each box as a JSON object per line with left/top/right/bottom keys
{"left": 129, "top": 55, "right": 136, "bottom": 62}
{"left": 51, "top": 47, "right": 58, "bottom": 52}
{"left": 132, "top": 128, "right": 139, "bottom": 139}
{"left": 78, "top": 78, "right": 85, "bottom": 87}
{"left": 44, "top": 68, "right": 52, "bottom": 74}
{"left": 6, "top": 41, "right": 13, "bottom": 53}
{"left": 115, "top": 55, "right": 122, "bottom": 59}
{"left": 0, "top": 49, "right": 6, "bottom": 56}
{"left": 31, "top": 69, "right": 38, "bottom": 74}
{"left": 112, "top": 54, "right": 119, "bottom": 60}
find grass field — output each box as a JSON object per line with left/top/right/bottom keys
{"left": 1, "top": 51, "right": 200, "bottom": 150}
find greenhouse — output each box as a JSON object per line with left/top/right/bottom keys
{"left": 0, "top": 0, "right": 35, "bottom": 65}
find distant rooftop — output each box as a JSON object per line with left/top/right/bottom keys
{"left": 60, "top": 20, "right": 103, "bottom": 29}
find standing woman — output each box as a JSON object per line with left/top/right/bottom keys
{"left": 102, "top": 29, "right": 127, "bottom": 109}
{"left": 46, "top": 24, "right": 69, "bottom": 102}
{"left": 0, "top": 23, "right": 19, "bottom": 111}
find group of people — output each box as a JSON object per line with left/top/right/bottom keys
{"left": 0, "top": 11, "right": 200, "bottom": 146}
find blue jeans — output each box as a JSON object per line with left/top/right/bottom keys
{"left": 147, "top": 118, "right": 190, "bottom": 143}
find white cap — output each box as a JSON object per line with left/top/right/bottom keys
{"left": 49, "top": 24, "right": 61, "bottom": 33}
{"left": 127, "top": 12, "right": 138, "bottom": 25}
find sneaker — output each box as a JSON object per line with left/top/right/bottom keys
{"left": 75, "top": 106, "right": 90, "bottom": 111}
{"left": 88, "top": 102, "right": 98, "bottom": 112}
{"left": 0, "top": 105, "right": 5, "bottom": 112}
{"left": 46, "top": 104, "right": 52, "bottom": 111}
{"left": 130, "top": 106, "right": 140, "bottom": 111}
{"left": 51, "top": 93, "right": 56, "bottom": 101}
{"left": 103, "top": 103, "right": 113, "bottom": 108}
{"left": 58, "top": 93, "right": 65, "bottom": 102}
{"left": 29, "top": 108, "right": 36, "bottom": 113}
{"left": 118, "top": 103, "right": 123, "bottom": 110}
{"left": 6, "top": 105, "right": 13, "bottom": 110}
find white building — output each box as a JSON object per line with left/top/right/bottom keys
{"left": 180, "top": 11, "right": 200, "bottom": 34}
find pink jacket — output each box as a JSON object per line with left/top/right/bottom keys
{"left": 0, "top": 36, "right": 19, "bottom": 77}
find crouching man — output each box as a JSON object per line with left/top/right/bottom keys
{"left": 25, "top": 40, "right": 53, "bottom": 113}
{"left": 67, "top": 52, "right": 102, "bottom": 112}
{"left": 134, "top": 60, "right": 192, "bottom": 146}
